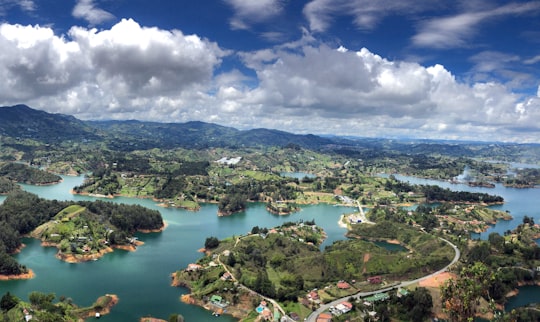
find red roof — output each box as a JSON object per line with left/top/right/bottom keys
{"left": 337, "top": 281, "right": 351, "bottom": 289}
{"left": 316, "top": 313, "right": 332, "bottom": 322}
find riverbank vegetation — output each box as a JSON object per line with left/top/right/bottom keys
{"left": 0, "top": 291, "right": 118, "bottom": 321}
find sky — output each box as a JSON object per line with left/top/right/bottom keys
{"left": 0, "top": 0, "right": 539, "bottom": 143}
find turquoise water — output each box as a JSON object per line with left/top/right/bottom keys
{"left": 505, "top": 285, "right": 540, "bottom": 310}
{"left": 2, "top": 173, "right": 539, "bottom": 319}
{"left": 386, "top": 173, "right": 540, "bottom": 309}
{"left": 1, "top": 176, "right": 354, "bottom": 321}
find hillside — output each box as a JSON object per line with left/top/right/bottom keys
{"left": 1, "top": 105, "right": 539, "bottom": 163}
{"left": 0, "top": 104, "right": 99, "bottom": 142}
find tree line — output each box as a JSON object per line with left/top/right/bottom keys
{"left": 0, "top": 163, "right": 61, "bottom": 185}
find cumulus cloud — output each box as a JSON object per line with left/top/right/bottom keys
{"left": 0, "top": 19, "right": 226, "bottom": 115}
{"left": 0, "top": 19, "right": 538, "bottom": 142}
{"left": 72, "top": 0, "right": 115, "bottom": 25}
{"left": 224, "top": 0, "right": 284, "bottom": 30}
{"left": 413, "top": 1, "right": 540, "bottom": 49}
{"left": 235, "top": 42, "right": 540, "bottom": 141}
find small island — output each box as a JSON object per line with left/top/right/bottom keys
{"left": 265, "top": 201, "right": 300, "bottom": 215}
{"left": 0, "top": 189, "right": 164, "bottom": 278}
{"left": 30, "top": 202, "right": 164, "bottom": 263}
{"left": 0, "top": 291, "right": 118, "bottom": 321}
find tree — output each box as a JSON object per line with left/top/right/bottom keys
{"left": 441, "top": 262, "right": 495, "bottom": 322}
{"left": 0, "top": 292, "right": 19, "bottom": 311}
{"left": 204, "top": 236, "right": 219, "bottom": 249}
{"left": 28, "top": 292, "right": 56, "bottom": 310}
{"left": 169, "top": 314, "right": 185, "bottom": 322}
{"left": 406, "top": 288, "right": 433, "bottom": 322}
{"left": 488, "top": 232, "right": 504, "bottom": 251}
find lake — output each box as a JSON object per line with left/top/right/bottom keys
{"left": 0, "top": 175, "right": 355, "bottom": 321}
{"left": 1, "top": 173, "right": 539, "bottom": 320}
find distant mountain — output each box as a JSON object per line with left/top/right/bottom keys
{"left": 0, "top": 105, "right": 335, "bottom": 149}
{"left": 0, "top": 104, "right": 99, "bottom": 142}
{"left": 1, "top": 105, "right": 538, "bottom": 162}
{"left": 88, "top": 120, "right": 335, "bottom": 150}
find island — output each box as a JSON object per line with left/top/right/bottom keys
{"left": 0, "top": 190, "right": 164, "bottom": 277}
{"left": 0, "top": 291, "right": 118, "bottom": 321}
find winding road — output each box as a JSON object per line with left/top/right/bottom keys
{"left": 305, "top": 236, "right": 460, "bottom": 322}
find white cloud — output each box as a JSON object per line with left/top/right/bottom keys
{"left": 72, "top": 0, "right": 115, "bottom": 25}
{"left": 235, "top": 42, "right": 540, "bottom": 141}
{"left": 70, "top": 19, "right": 226, "bottom": 96}
{"left": 0, "top": 19, "right": 538, "bottom": 142}
{"left": 524, "top": 55, "right": 540, "bottom": 65}
{"left": 413, "top": 1, "right": 540, "bottom": 49}
{"left": 303, "top": 0, "right": 434, "bottom": 32}
{"left": 17, "top": 0, "right": 35, "bottom": 12}
{"left": 0, "top": 0, "right": 36, "bottom": 15}
{"left": 0, "top": 19, "right": 226, "bottom": 115}
{"left": 224, "top": 0, "right": 284, "bottom": 30}
{"left": 469, "top": 51, "right": 520, "bottom": 73}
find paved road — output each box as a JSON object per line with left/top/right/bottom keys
{"left": 305, "top": 237, "right": 460, "bottom": 322}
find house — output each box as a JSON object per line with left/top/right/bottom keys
{"left": 335, "top": 301, "right": 352, "bottom": 313}
{"left": 316, "top": 313, "right": 333, "bottom": 322}
{"left": 221, "top": 272, "right": 232, "bottom": 280}
{"left": 337, "top": 281, "right": 351, "bottom": 289}
{"left": 308, "top": 291, "right": 319, "bottom": 301}
{"left": 186, "top": 263, "right": 202, "bottom": 271}
{"left": 367, "top": 276, "right": 382, "bottom": 284}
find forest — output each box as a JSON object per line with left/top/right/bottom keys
{"left": 0, "top": 163, "right": 61, "bottom": 185}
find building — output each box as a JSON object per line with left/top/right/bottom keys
{"left": 337, "top": 281, "right": 351, "bottom": 289}
{"left": 316, "top": 313, "right": 333, "bottom": 322}
{"left": 221, "top": 272, "right": 232, "bottom": 280}
{"left": 367, "top": 276, "right": 382, "bottom": 284}
{"left": 186, "top": 263, "right": 202, "bottom": 271}
{"left": 335, "top": 301, "right": 352, "bottom": 313}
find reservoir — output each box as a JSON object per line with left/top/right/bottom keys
{"left": 1, "top": 173, "right": 539, "bottom": 320}
{"left": 0, "top": 175, "right": 355, "bottom": 321}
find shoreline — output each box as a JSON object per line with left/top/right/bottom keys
{"left": 0, "top": 269, "right": 35, "bottom": 281}
{"left": 41, "top": 237, "right": 150, "bottom": 263}
{"left": 75, "top": 294, "right": 119, "bottom": 320}
{"left": 29, "top": 220, "right": 166, "bottom": 264}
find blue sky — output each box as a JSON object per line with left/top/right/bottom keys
{"left": 0, "top": 0, "right": 539, "bottom": 143}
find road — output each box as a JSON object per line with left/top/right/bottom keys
{"left": 305, "top": 237, "right": 460, "bottom": 322}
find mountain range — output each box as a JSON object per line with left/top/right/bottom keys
{"left": 1, "top": 104, "right": 538, "bottom": 161}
